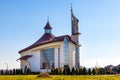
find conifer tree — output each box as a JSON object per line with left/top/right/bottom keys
{"left": 66, "top": 67, "right": 70, "bottom": 75}
{"left": 76, "top": 68, "right": 79, "bottom": 75}
{"left": 58, "top": 68, "right": 63, "bottom": 75}
{"left": 88, "top": 68, "right": 91, "bottom": 75}
{"left": 118, "top": 67, "right": 120, "bottom": 73}
{"left": 82, "top": 67, "right": 87, "bottom": 75}
{"left": 92, "top": 68, "right": 96, "bottom": 75}
{"left": 71, "top": 67, "right": 76, "bottom": 75}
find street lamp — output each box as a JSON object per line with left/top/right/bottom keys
{"left": 5, "top": 63, "right": 8, "bottom": 70}
{"left": 5, "top": 63, "right": 8, "bottom": 74}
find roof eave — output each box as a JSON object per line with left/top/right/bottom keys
{"left": 18, "top": 40, "right": 63, "bottom": 54}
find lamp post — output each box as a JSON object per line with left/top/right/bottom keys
{"left": 5, "top": 63, "right": 8, "bottom": 70}
{"left": 5, "top": 63, "right": 8, "bottom": 74}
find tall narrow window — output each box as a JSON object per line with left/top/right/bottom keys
{"left": 64, "top": 37, "right": 69, "bottom": 66}
{"left": 58, "top": 48, "right": 60, "bottom": 67}
{"left": 75, "top": 47, "right": 79, "bottom": 67}
{"left": 40, "top": 48, "right": 54, "bottom": 69}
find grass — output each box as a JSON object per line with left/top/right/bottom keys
{"left": 0, "top": 75, "right": 120, "bottom": 80}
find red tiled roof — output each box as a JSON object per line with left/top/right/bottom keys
{"left": 33, "top": 33, "right": 56, "bottom": 45}
{"left": 19, "top": 33, "right": 55, "bottom": 53}
{"left": 17, "top": 55, "right": 32, "bottom": 60}
{"left": 19, "top": 33, "right": 78, "bottom": 53}
{"left": 44, "top": 22, "right": 52, "bottom": 29}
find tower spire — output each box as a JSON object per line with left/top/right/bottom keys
{"left": 47, "top": 16, "right": 49, "bottom": 22}
{"left": 71, "top": 6, "right": 79, "bottom": 35}
{"left": 44, "top": 17, "right": 52, "bottom": 34}
{"left": 71, "top": 4, "right": 73, "bottom": 16}
{"left": 71, "top": 4, "right": 72, "bottom": 11}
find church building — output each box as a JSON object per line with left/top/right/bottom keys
{"left": 18, "top": 8, "right": 81, "bottom": 72}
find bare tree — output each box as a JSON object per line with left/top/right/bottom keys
{"left": 43, "top": 52, "right": 50, "bottom": 72}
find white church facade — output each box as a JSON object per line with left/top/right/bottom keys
{"left": 18, "top": 8, "right": 81, "bottom": 72}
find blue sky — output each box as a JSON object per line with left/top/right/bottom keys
{"left": 0, "top": 0, "right": 120, "bottom": 69}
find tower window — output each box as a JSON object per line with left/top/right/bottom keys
{"left": 45, "top": 29, "right": 51, "bottom": 33}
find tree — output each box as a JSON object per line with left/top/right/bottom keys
{"left": 88, "top": 68, "right": 91, "bottom": 75}
{"left": 5, "top": 69, "right": 8, "bottom": 75}
{"left": 51, "top": 68, "right": 54, "bottom": 75}
{"left": 66, "top": 67, "right": 71, "bottom": 75}
{"left": 82, "top": 67, "right": 87, "bottom": 75}
{"left": 26, "top": 68, "right": 31, "bottom": 75}
{"left": 9, "top": 70, "right": 12, "bottom": 75}
{"left": 55, "top": 68, "right": 58, "bottom": 75}
{"left": 13, "top": 69, "right": 16, "bottom": 75}
{"left": 16, "top": 69, "right": 21, "bottom": 75}
{"left": 118, "top": 67, "right": 120, "bottom": 73}
{"left": 79, "top": 68, "right": 83, "bottom": 75}
{"left": 92, "top": 68, "right": 96, "bottom": 75}
{"left": 95, "top": 67, "right": 99, "bottom": 75}
{"left": 76, "top": 68, "right": 79, "bottom": 75}
{"left": 71, "top": 67, "right": 76, "bottom": 75}
{"left": 20, "top": 69, "right": 23, "bottom": 75}
{"left": 63, "top": 68, "right": 67, "bottom": 75}
{"left": 98, "top": 68, "right": 105, "bottom": 75}
{"left": 102, "top": 68, "right": 106, "bottom": 74}
{"left": 106, "top": 69, "right": 113, "bottom": 74}
{"left": 0, "top": 70, "right": 3, "bottom": 75}
{"left": 58, "top": 68, "right": 63, "bottom": 75}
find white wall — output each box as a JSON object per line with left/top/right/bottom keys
{"left": 60, "top": 42, "right": 64, "bottom": 68}
{"left": 69, "top": 42, "right": 76, "bottom": 69}
{"left": 54, "top": 47, "right": 58, "bottom": 68}
{"left": 28, "top": 50, "right": 40, "bottom": 72}
{"left": 20, "top": 51, "right": 32, "bottom": 71}
{"left": 21, "top": 60, "right": 30, "bottom": 73}
{"left": 20, "top": 41, "right": 77, "bottom": 72}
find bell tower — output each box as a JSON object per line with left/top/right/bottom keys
{"left": 44, "top": 20, "right": 52, "bottom": 34}
{"left": 71, "top": 7, "right": 81, "bottom": 67}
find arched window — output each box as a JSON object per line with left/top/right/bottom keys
{"left": 64, "top": 37, "right": 69, "bottom": 66}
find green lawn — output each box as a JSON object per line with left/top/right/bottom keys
{"left": 0, "top": 75, "right": 120, "bottom": 80}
